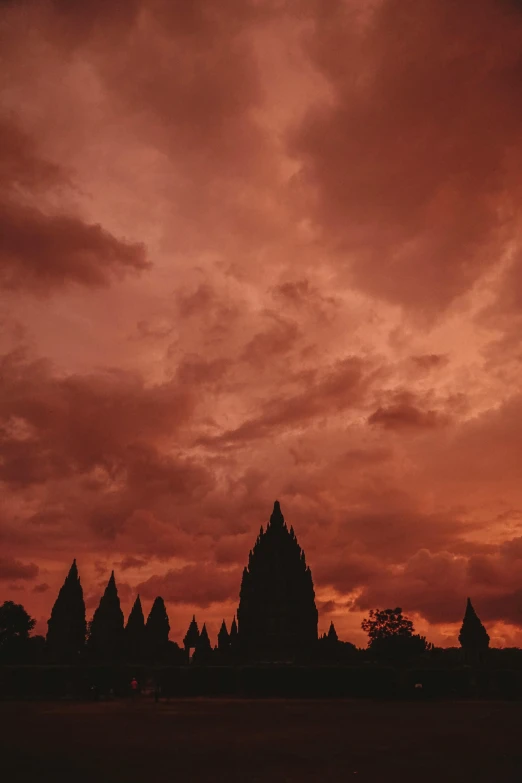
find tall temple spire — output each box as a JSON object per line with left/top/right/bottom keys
{"left": 87, "top": 571, "right": 124, "bottom": 660}
{"left": 46, "top": 558, "right": 86, "bottom": 661}
{"left": 183, "top": 615, "right": 200, "bottom": 651}
{"left": 125, "top": 595, "right": 146, "bottom": 662}
{"left": 237, "top": 500, "right": 318, "bottom": 662}
{"left": 218, "top": 619, "right": 230, "bottom": 651}
{"left": 269, "top": 499, "right": 285, "bottom": 528}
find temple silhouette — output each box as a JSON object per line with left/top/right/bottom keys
{"left": 40, "top": 499, "right": 492, "bottom": 664}
{"left": 5, "top": 499, "right": 519, "bottom": 703}
{"left": 178, "top": 500, "right": 318, "bottom": 663}
{"left": 237, "top": 500, "right": 318, "bottom": 662}
{"left": 0, "top": 499, "right": 498, "bottom": 674}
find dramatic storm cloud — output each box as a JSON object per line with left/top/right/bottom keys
{"left": 2, "top": 0, "right": 522, "bottom": 647}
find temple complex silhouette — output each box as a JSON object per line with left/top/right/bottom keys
{"left": 29, "top": 498, "right": 492, "bottom": 667}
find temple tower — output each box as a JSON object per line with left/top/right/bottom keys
{"left": 237, "top": 500, "right": 318, "bottom": 662}
{"left": 459, "top": 597, "right": 490, "bottom": 665}
{"left": 183, "top": 615, "right": 200, "bottom": 663}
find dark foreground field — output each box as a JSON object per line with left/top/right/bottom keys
{"left": 2, "top": 699, "right": 522, "bottom": 782}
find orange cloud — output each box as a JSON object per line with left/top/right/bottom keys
{"left": 3, "top": 0, "right": 522, "bottom": 649}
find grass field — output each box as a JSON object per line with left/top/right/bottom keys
{"left": 2, "top": 698, "right": 522, "bottom": 782}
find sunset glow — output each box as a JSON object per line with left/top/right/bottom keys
{"left": 2, "top": 0, "right": 522, "bottom": 649}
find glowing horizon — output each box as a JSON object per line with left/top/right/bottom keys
{"left": 2, "top": 0, "right": 522, "bottom": 650}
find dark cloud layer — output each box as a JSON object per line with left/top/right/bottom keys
{"left": 0, "top": 201, "right": 149, "bottom": 293}
{"left": 292, "top": 0, "right": 522, "bottom": 314}
{"left": 0, "top": 117, "right": 149, "bottom": 293}
{"left": 136, "top": 564, "right": 243, "bottom": 608}
{"left": 0, "top": 348, "right": 195, "bottom": 487}
{"left": 368, "top": 401, "right": 450, "bottom": 431}
{"left": 198, "top": 356, "right": 374, "bottom": 446}
{"left": 0, "top": 556, "right": 38, "bottom": 581}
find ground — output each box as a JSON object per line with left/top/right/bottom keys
{"left": 2, "top": 699, "right": 522, "bottom": 782}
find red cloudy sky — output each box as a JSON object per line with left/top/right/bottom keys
{"left": 2, "top": 0, "right": 522, "bottom": 648}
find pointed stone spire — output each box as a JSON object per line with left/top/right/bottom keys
{"left": 183, "top": 614, "right": 200, "bottom": 649}
{"left": 327, "top": 621, "right": 338, "bottom": 642}
{"left": 126, "top": 595, "right": 145, "bottom": 629}
{"left": 87, "top": 571, "right": 124, "bottom": 660}
{"left": 146, "top": 596, "right": 170, "bottom": 661}
{"left": 230, "top": 614, "right": 238, "bottom": 642}
{"left": 46, "top": 558, "right": 86, "bottom": 661}
{"left": 218, "top": 619, "right": 230, "bottom": 651}
{"left": 192, "top": 621, "right": 213, "bottom": 664}
{"left": 197, "top": 623, "right": 212, "bottom": 651}
{"left": 125, "top": 595, "right": 146, "bottom": 662}
{"left": 459, "top": 597, "right": 490, "bottom": 651}
{"left": 269, "top": 499, "right": 285, "bottom": 527}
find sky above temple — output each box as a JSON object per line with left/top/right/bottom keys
{"left": 2, "top": 0, "right": 522, "bottom": 648}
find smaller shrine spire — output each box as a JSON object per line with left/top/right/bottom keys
{"left": 183, "top": 615, "right": 200, "bottom": 649}
{"left": 230, "top": 614, "right": 238, "bottom": 649}
{"left": 198, "top": 623, "right": 212, "bottom": 651}
{"left": 458, "top": 597, "right": 490, "bottom": 651}
{"left": 218, "top": 619, "right": 230, "bottom": 651}
{"left": 327, "top": 621, "right": 338, "bottom": 642}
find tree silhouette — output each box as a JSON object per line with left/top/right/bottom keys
{"left": 46, "top": 559, "right": 86, "bottom": 662}
{"left": 362, "top": 607, "right": 430, "bottom": 663}
{"left": 362, "top": 608, "right": 415, "bottom": 641}
{"left": 125, "top": 595, "right": 146, "bottom": 662}
{"left": 0, "top": 601, "right": 36, "bottom": 662}
{"left": 26, "top": 634, "right": 46, "bottom": 663}
{"left": 87, "top": 571, "right": 124, "bottom": 661}
{"left": 459, "top": 598, "right": 490, "bottom": 652}
{"left": 146, "top": 596, "right": 170, "bottom": 662}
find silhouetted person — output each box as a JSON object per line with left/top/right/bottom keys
{"left": 130, "top": 677, "right": 139, "bottom": 700}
